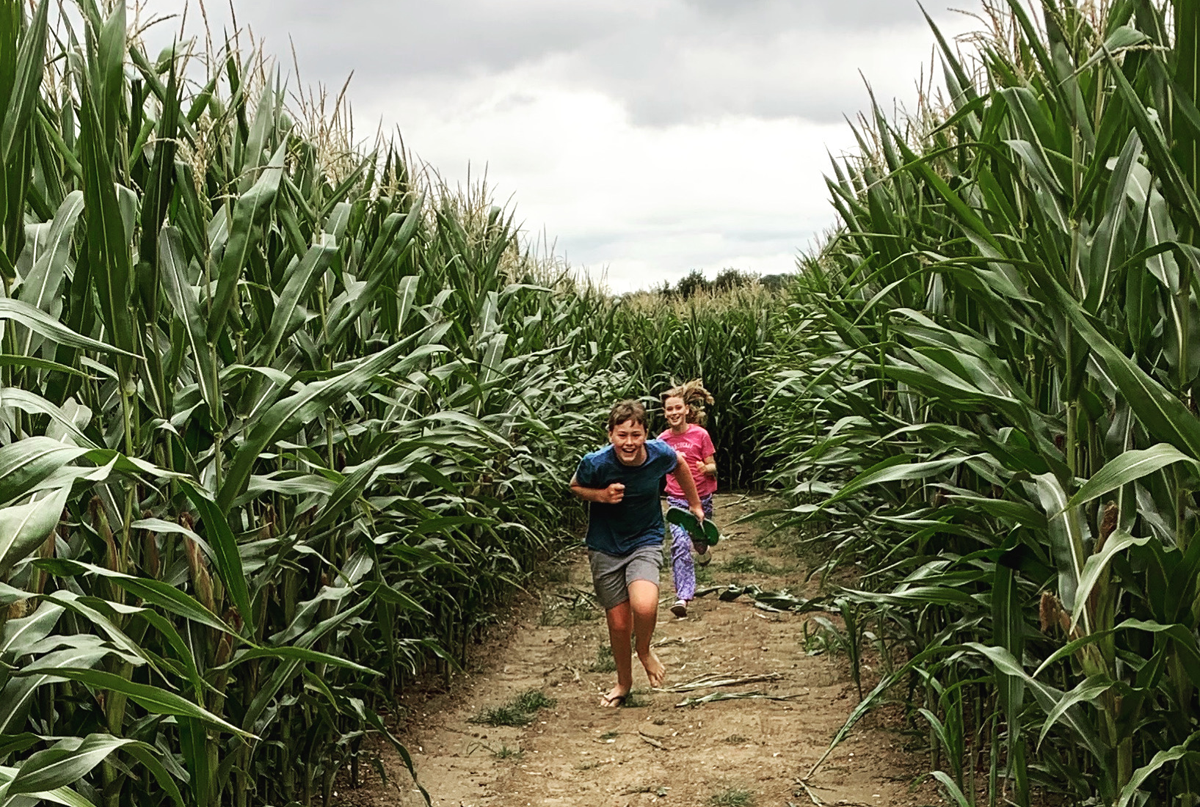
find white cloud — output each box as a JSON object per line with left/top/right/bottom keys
{"left": 354, "top": 82, "right": 857, "bottom": 292}
{"left": 137, "top": 0, "right": 988, "bottom": 293}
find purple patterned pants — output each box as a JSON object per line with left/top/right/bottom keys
{"left": 666, "top": 495, "right": 714, "bottom": 602}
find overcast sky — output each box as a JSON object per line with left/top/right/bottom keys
{"left": 135, "top": 0, "right": 990, "bottom": 293}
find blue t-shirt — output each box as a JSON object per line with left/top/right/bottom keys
{"left": 574, "top": 439, "right": 678, "bottom": 556}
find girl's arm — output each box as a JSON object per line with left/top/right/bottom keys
{"left": 671, "top": 453, "right": 705, "bottom": 522}
{"left": 692, "top": 454, "right": 716, "bottom": 479}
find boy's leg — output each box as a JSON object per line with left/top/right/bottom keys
{"left": 603, "top": 601, "right": 634, "bottom": 705}
{"left": 590, "top": 549, "right": 635, "bottom": 706}
{"left": 628, "top": 579, "right": 665, "bottom": 686}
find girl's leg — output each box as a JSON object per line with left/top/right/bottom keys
{"left": 694, "top": 495, "right": 715, "bottom": 558}
{"left": 627, "top": 579, "right": 665, "bottom": 686}
{"left": 668, "top": 521, "right": 696, "bottom": 602}
{"left": 671, "top": 494, "right": 711, "bottom": 555}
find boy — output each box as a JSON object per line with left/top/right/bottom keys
{"left": 570, "top": 400, "right": 705, "bottom": 707}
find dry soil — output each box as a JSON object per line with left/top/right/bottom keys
{"left": 339, "top": 493, "right": 945, "bottom": 807}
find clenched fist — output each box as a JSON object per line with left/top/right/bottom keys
{"left": 600, "top": 482, "right": 626, "bottom": 504}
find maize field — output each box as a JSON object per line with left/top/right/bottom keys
{"left": 5, "top": 0, "right": 1200, "bottom": 805}
{"left": 0, "top": 1, "right": 773, "bottom": 803}
{"left": 759, "top": 0, "right": 1200, "bottom": 804}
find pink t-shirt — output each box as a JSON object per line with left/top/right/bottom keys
{"left": 658, "top": 424, "right": 717, "bottom": 499}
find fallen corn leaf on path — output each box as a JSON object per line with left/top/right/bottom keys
{"left": 344, "top": 494, "right": 944, "bottom": 807}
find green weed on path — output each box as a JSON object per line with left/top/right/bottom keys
{"left": 470, "top": 690, "right": 557, "bottom": 727}
{"left": 708, "top": 786, "right": 755, "bottom": 807}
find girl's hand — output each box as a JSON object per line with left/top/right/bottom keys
{"left": 693, "top": 459, "right": 715, "bottom": 478}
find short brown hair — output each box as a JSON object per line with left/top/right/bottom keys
{"left": 607, "top": 399, "right": 648, "bottom": 432}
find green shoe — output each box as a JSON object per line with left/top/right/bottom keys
{"left": 666, "top": 507, "right": 721, "bottom": 546}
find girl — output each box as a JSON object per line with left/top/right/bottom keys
{"left": 658, "top": 380, "right": 717, "bottom": 618}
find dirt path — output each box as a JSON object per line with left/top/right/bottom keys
{"left": 343, "top": 494, "right": 943, "bottom": 807}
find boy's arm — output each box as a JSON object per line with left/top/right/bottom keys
{"left": 671, "top": 453, "right": 705, "bottom": 522}
{"left": 570, "top": 474, "right": 626, "bottom": 504}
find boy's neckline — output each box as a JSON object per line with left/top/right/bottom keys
{"left": 614, "top": 445, "right": 648, "bottom": 467}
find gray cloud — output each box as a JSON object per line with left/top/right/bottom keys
{"left": 132, "top": 0, "right": 995, "bottom": 294}
{"left": 559, "top": 28, "right": 934, "bottom": 126}
{"left": 683, "top": 0, "right": 956, "bottom": 29}
{"left": 557, "top": 0, "right": 968, "bottom": 125}
{"left": 144, "top": 0, "right": 975, "bottom": 126}
{"left": 193, "top": 0, "right": 634, "bottom": 78}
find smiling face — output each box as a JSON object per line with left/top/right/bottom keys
{"left": 663, "top": 395, "right": 688, "bottom": 431}
{"left": 608, "top": 419, "right": 648, "bottom": 466}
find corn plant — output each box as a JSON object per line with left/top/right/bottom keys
{"left": 612, "top": 285, "right": 780, "bottom": 489}
{"left": 758, "top": 0, "right": 1200, "bottom": 804}
{"left": 0, "top": 2, "right": 647, "bottom": 804}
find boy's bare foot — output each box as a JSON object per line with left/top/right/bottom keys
{"left": 600, "top": 686, "right": 630, "bottom": 707}
{"left": 639, "top": 650, "right": 666, "bottom": 687}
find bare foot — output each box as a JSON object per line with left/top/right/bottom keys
{"left": 600, "top": 685, "right": 630, "bottom": 708}
{"left": 639, "top": 650, "right": 666, "bottom": 687}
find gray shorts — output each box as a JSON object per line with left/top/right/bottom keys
{"left": 588, "top": 544, "right": 662, "bottom": 610}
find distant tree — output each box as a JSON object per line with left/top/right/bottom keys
{"left": 759, "top": 273, "right": 792, "bottom": 293}
{"left": 675, "top": 269, "right": 711, "bottom": 299}
{"left": 651, "top": 279, "right": 674, "bottom": 298}
{"left": 655, "top": 268, "right": 791, "bottom": 299}
{"left": 712, "top": 268, "right": 754, "bottom": 292}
